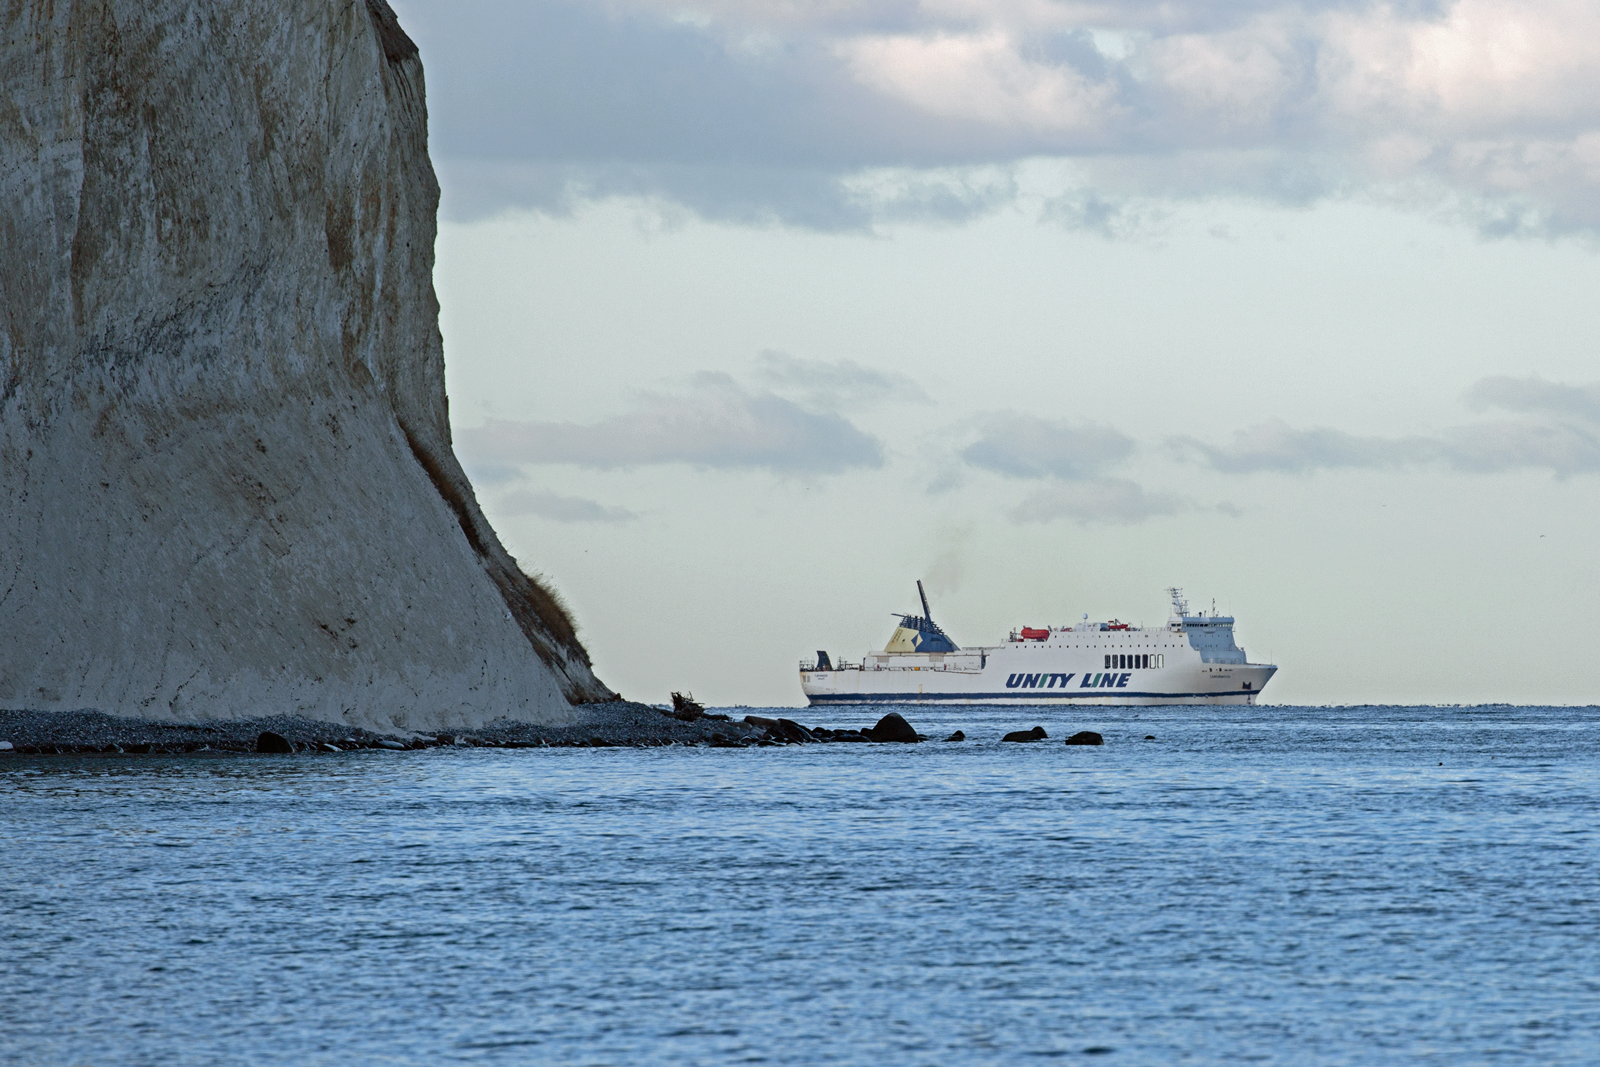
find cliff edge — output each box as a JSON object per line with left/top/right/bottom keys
{"left": 0, "top": 0, "right": 614, "bottom": 728}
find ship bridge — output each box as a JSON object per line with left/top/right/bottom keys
{"left": 1168, "top": 587, "right": 1247, "bottom": 664}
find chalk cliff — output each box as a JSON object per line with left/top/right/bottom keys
{"left": 0, "top": 0, "right": 613, "bottom": 727}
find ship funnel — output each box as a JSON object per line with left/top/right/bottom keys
{"left": 884, "top": 579, "right": 958, "bottom": 653}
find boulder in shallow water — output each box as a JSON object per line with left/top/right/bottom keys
{"left": 944, "top": 730, "right": 965, "bottom": 742}
{"left": 255, "top": 731, "right": 293, "bottom": 754}
{"left": 744, "top": 716, "right": 816, "bottom": 743}
{"left": 865, "top": 713, "right": 919, "bottom": 743}
{"left": 1064, "top": 731, "right": 1104, "bottom": 746}
{"left": 775, "top": 718, "right": 816, "bottom": 743}
{"left": 1001, "top": 726, "right": 1048, "bottom": 743}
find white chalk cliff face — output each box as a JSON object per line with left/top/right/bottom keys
{"left": 0, "top": 0, "right": 614, "bottom": 727}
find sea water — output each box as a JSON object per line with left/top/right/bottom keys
{"left": 2, "top": 704, "right": 1597, "bottom": 1066}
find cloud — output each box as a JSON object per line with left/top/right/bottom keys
{"left": 462, "top": 461, "right": 527, "bottom": 487}
{"left": 953, "top": 412, "right": 1194, "bottom": 523}
{"left": 1010, "top": 478, "right": 1187, "bottom": 525}
{"left": 1176, "top": 375, "right": 1600, "bottom": 477}
{"left": 1170, "top": 419, "right": 1439, "bottom": 473}
{"left": 838, "top": 30, "right": 1122, "bottom": 135}
{"left": 1040, "top": 192, "right": 1174, "bottom": 239}
{"left": 393, "top": 0, "right": 1600, "bottom": 235}
{"left": 1465, "top": 375, "right": 1600, "bottom": 423}
{"left": 755, "top": 349, "right": 931, "bottom": 410}
{"left": 496, "top": 490, "right": 639, "bottom": 524}
{"left": 457, "top": 373, "right": 884, "bottom": 475}
{"left": 960, "top": 414, "right": 1136, "bottom": 480}
{"left": 1438, "top": 418, "right": 1600, "bottom": 475}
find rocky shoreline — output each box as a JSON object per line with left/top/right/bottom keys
{"left": 0, "top": 704, "right": 1107, "bottom": 755}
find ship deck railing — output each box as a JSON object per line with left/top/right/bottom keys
{"left": 800, "top": 660, "right": 985, "bottom": 674}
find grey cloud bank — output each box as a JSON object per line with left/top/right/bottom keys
{"left": 755, "top": 350, "right": 932, "bottom": 411}
{"left": 1466, "top": 375, "right": 1600, "bottom": 424}
{"left": 497, "top": 490, "right": 639, "bottom": 524}
{"left": 1175, "top": 376, "right": 1600, "bottom": 476}
{"left": 937, "top": 378, "right": 1600, "bottom": 526}
{"left": 956, "top": 414, "right": 1186, "bottom": 524}
{"left": 458, "top": 374, "right": 884, "bottom": 475}
{"left": 961, "top": 415, "right": 1136, "bottom": 481}
{"left": 397, "top": 0, "right": 1600, "bottom": 234}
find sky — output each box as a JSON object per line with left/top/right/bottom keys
{"left": 388, "top": 0, "right": 1600, "bottom": 708}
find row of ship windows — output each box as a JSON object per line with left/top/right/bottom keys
{"left": 1107, "top": 654, "right": 1163, "bottom": 669}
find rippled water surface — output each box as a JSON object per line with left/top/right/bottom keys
{"left": 4, "top": 704, "right": 1599, "bottom": 1065}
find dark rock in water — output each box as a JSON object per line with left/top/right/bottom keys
{"left": 124, "top": 742, "right": 153, "bottom": 754}
{"left": 1001, "top": 726, "right": 1048, "bottom": 743}
{"left": 255, "top": 731, "right": 293, "bottom": 754}
{"left": 1064, "top": 731, "right": 1104, "bottom": 746}
{"left": 775, "top": 718, "right": 815, "bottom": 743}
{"left": 1144, "top": 735, "right": 1156, "bottom": 740}
{"left": 944, "top": 730, "right": 966, "bottom": 742}
{"left": 746, "top": 714, "right": 812, "bottom": 743}
{"left": 829, "top": 732, "right": 869, "bottom": 743}
{"left": 435, "top": 734, "right": 455, "bottom": 746}
{"left": 864, "top": 713, "right": 919, "bottom": 743}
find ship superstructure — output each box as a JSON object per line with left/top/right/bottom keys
{"left": 800, "top": 583, "right": 1277, "bottom": 706}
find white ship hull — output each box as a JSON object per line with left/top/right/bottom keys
{"left": 800, "top": 586, "right": 1277, "bottom": 707}
{"left": 801, "top": 654, "right": 1276, "bottom": 706}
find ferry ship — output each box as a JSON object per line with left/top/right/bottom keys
{"left": 800, "top": 583, "right": 1277, "bottom": 706}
